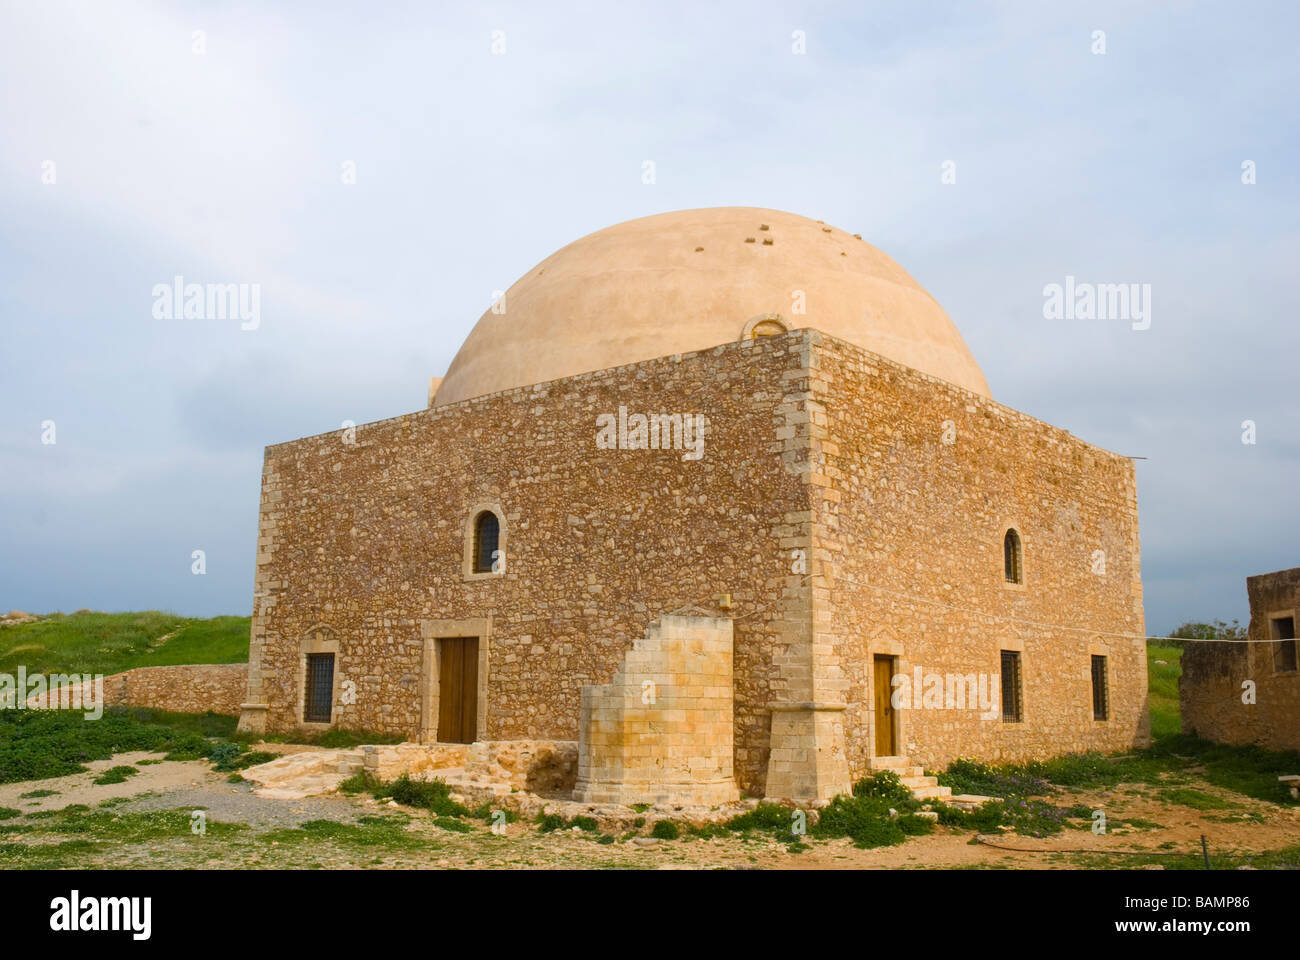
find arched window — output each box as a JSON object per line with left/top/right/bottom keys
{"left": 749, "top": 318, "right": 787, "bottom": 337}
{"left": 1003, "top": 528, "right": 1023, "bottom": 584}
{"left": 741, "top": 314, "right": 789, "bottom": 340}
{"left": 472, "top": 511, "right": 500, "bottom": 574}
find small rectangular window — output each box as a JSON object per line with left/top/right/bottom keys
{"left": 304, "top": 653, "right": 335, "bottom": 723}
{"left": 1000, "top": 650, "right": 1022, "bottom": 722}
{"left": 1091, "top": 655, "right": 1109, "bottom": 721}
{"left": 1271, "top": 616, "right": 1297, "bottom": 674}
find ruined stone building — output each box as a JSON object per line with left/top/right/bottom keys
{"left": 1181, "top": 566, "right": 1299, "bottom": 752}
{"left": 236, "top": 207, "right": 1150, "bottom": 804}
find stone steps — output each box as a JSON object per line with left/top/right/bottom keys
{"left": 871, "top": 755, "right": 952, "bottom": 801}
{"left": 868, "top": 756, "right": 923, "bottom": 778}
{"left": 337, "top": 751, "right": 364, "bottom": 775}
{"left": 900, "top": 774, "right": 942, "bottom": 790}
{"left": 909, "top": 785, "right": 953, "bottom": 800}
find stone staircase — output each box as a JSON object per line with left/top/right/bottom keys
{"left": 869, "top": 755, "right": 997, "bottom": 811}
{"left": 337, "top": 751, "right": 364, "bottom": 776}
{"left": 869, "top": 755, "right": 952, "bottom": 801}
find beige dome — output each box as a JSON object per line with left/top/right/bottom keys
{"left": 433, "top": 206, "right": 990, "bottom": 405}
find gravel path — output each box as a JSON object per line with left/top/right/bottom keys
{"left": 117, "top": 779, "right": 370, "bottom": 830}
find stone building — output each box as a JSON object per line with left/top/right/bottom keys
{"left": 1180, "top": 567, "right": 1299, "bottom": 752}
{"left": 236, "top": 207, "right": 1150, "bottom": 803}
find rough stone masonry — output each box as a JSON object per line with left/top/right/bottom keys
{"left": 237, "top": 327, "right": 1148, "bottom": 802}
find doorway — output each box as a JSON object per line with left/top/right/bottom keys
{"left": 873, "top": 654, "right": 897, "bottom": 756}
{"left": 438, "top": 637, "right": 479, "bottom": 743}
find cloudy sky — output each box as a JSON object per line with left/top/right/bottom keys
{"left": 1, "top": 0, "right": 1296, "bottom": 632}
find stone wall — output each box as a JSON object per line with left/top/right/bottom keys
{"left": 812, "top": 332, "right": 1149, "bottom": 775}
{"left": 26, "top": 663, "right": 247, "bottom": 716}
{"left": 574, "top": 615, "right": 739, "bottom": 805}
{"left": 1181, "top": 567, "right": 1300, "bottom": 751}
{"left": 358, "top": 739, "right": 578, "bottom": 797}
{"left": 240, "top": 332, "right": 812, "bottom": 796}
{"left": 240, "top": 327, "right": 1150, "bottom": 799}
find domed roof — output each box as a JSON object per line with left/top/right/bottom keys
{"left": 433, "top": 206, "right": 990, "bottom": 405}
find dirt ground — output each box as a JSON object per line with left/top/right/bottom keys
{"left": 2, "top": 752, "right": 1297, "bottom": 869}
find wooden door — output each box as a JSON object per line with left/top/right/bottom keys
{"left": 438, "top": 637, "right": 479, "bottom": 743}
{"left": 873, "top": 654, "right": 896, "bottom": 756}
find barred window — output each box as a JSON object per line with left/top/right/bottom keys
{"left": 1001, "top": 650, "right": 1022, "bottom": 722}
{"left": 1091, "top": 655, "right": 1109, "bottom": 721}
{"left": 304, "top": 653, "right": 334, "bottom": 724}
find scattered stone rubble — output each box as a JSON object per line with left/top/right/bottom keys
{"left": 238, "top": 738, "right": 994, "bottom": 828}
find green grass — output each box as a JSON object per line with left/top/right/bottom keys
{"left": 936, "top": 735, "right": 1300, "bottom": 812}
{"left": 0, "top": 705, "right": 245, "bottom": 783}
{"left": 1067, "top": 843, "right": 1300, "bottom": 870}
{"left": 20, "top": 806, "right": 244, "bottom": 843}
{"left": 0, "top": 611, "right": 250, "bottom": 677}
{"left": 245, "top": 728, "right": 405, "bottom": 748}
{"left": 258, "top": 818, "right": 431, "bottom": 850}
{"left": 1154, "top": 787, "right": 1241, "bottom": 810}
{"left": 1146, "top": 643, "right": 1183, "bottom": 739}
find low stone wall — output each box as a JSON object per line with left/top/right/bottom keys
{"left": 466, "top": 740, "right": 578, "bottom": 797}
{"left": 361, "top": 743, "right": 470, "bottom": 781}
{"left": 24, "top": 663, "right": 248, "bottom": 716}
{"left": 359, "top": 739, "right": 578, "bottom": 799}
{"left": 1180, "top": 567, "right": 1300, "bottom": 753}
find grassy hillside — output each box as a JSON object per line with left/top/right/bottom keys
{"left": 0, "top": 611, "right": 249, "bottom": 676}
{"left": 1146, "top": 642, "right": 1183, "bottom": 740}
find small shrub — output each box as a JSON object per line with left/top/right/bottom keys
{"left": 92, "top": 765, "right": 139, "bottom": 785}
{"left": 0, "top": 808, "right": 21, "bottom": 821}
{"left": 235, "top": 751, "right": 276, "bottom": 770}
{"left": 385, "top": 775, "right": 469, "bottom": 817}
{"left": 206, "top": 741, "right": 245, "bottom": 771}
{"left": 536, "top": 813, "right": 567, "bottom": 833}
{"left": 814, "top": 793, "right": 906, "bottom": 848}
{"left": 852, "top": 771, "right": 913, "bottom": 806}
{"left": 339, "top": 771, "right": 382, "bottom": 794}
{"left": 651, "top": 819, "right": 680, "bottom": 840}
{"left": 725, "top": 802, "right": 795, "bottom": 835}
{"left": 569, "top": 815, "right": 599, "bottom": 833}
{"left": 897, "top": 814, "right": 934, "bottom": 836}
